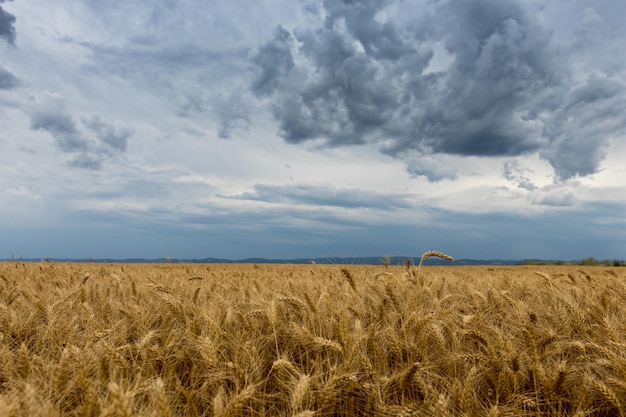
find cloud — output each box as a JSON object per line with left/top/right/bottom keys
{"left": 249, "top": 0, "right": 626, "bottom": 182}
{"left": 503, "top": 160, "right": 536, "bottom": 191}
{"left": 30, "top": 95, "right": 85, "bottom": 152}
{"left": 0, "top": 65, "right": 20, "bottom": 89}
{"left": 0, "top": 0, "right": 16, "bottom": 45}
{"left": 82, "top": 115, "right": 132, "bottom": 152}
{"left": 211, "top": 90, "right": 252, "bottom": 139}
{"left": 223, "top": 183, "right": 416, "bottom": 211}
{"left": 65, "top": 32, "right": 252, "bottom": 139}
{"left": 540, "top": 73, "right": 626, "bottom": 180}
{"left": 405, "top": 154, "right": 457, "bottom": 182}
{"left": 177, "top": 88, "right": 252, "bottom": 139}
{"left": 179, "top": 89, "right": 253, "bottom": 139}
{"left": 251, "top": 25, "right": 294, "bottom": 97}
{"left": 531, "top": 184, "right": 577, "bottom": 207}
{"left": 29, "top": 92, "right": 132, "bottom": 169}
{"left": 533, "top": 193, "right": 575, "bottom": 208}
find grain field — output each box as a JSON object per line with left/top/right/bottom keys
{"left": 0, "top": 262, "right": 625, "bottom": 416}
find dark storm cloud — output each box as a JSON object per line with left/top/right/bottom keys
{"left": 250, "top": 25, "right": 294, "bottom": 97}
{"left": 250, "top": 0, "right": 626, "bottom": 181}
{"left": 0, "top": 0, "right": 16, "bottom": 45}
{"left": 30, "top": 98, "right": 132, "bottom": 169}
{"left": 0, "top": 65, "right": 20, "bottom": 89}
{"left": 251, "top": 3, "right": 425, "bottom": 146}
{"left": 539, "top": 74, "right": 626, "bottom": 180}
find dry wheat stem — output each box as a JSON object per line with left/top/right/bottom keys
{"left": 416, "top": 250, "right": 455, "bottom": 278}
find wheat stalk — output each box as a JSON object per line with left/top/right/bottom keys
{"left": 217, "top": 384, "right": 257, "bottom": 417}
{"left": 152, "top": 378, "right": 171, "bottom": 417}
{"left": 341, "top": 268, "right": 357, "bottom": 292}
{"left": 290, "top": 374, "right": 311, "bottom": 412}
{"left": 416, "top": 250, "right": 455, "bottom": 278}
{"left": 105, "top": 382, "right": 134, "bottom": 417}
{"left": 586, "top": 376, "right": 623, "bottom": 417}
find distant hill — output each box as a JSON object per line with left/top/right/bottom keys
{"left": 0, "top": 256, "right": 580, "bottom": 266}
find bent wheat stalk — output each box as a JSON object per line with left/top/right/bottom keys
{"left": 417, "top": 250, "right": 454, "bottom": 279}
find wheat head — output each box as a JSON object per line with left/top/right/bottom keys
{"left": 416, "top": 250, "right": 455, "bottom": 278}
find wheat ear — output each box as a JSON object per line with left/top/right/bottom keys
{"left": 417, "top": 250, "right": 454, "bottom": 278}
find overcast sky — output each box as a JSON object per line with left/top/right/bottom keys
{"left": 1, "top": 0, "right": 625, "bottom": 261}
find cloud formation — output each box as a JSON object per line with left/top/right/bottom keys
{"left": 0, "top": 0, "right": 624, "bottom": 263}
{"left": 503, "top": 160, "right": 536, "bottom": 191}
{"left": 29, "top": 93, "right": 132, "bottom": 169}
{"left": 405, "top": 154, "right": 458, "bottom": 182}
{"left": 0, "top": 0, "right": 16, "bottom": 45}
{"left": 250, "top": 0, "right": 626, "bottom": 181}
{"left": 0, "top": 65, "right": 20, "bottom": 89}
{"left": 224, "top": 183, "right": 416, "bottom": 211}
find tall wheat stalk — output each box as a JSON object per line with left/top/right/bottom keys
{"left": 416, "top": 250, "right": 455, "bottom": 278}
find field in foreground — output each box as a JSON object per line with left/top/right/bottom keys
{"left": 0, "top": 262, "right": 625, "bottom": 416}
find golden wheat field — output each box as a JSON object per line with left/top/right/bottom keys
{"left": 1, "top": 261, "right": 625, "bottom": 417}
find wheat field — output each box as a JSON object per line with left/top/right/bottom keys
{"left": 0, "top": 261, "right": 625, "bottom": 416}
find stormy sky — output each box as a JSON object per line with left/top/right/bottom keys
{"left": 1, "top": 0, "right": 625, "bottom": 261}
